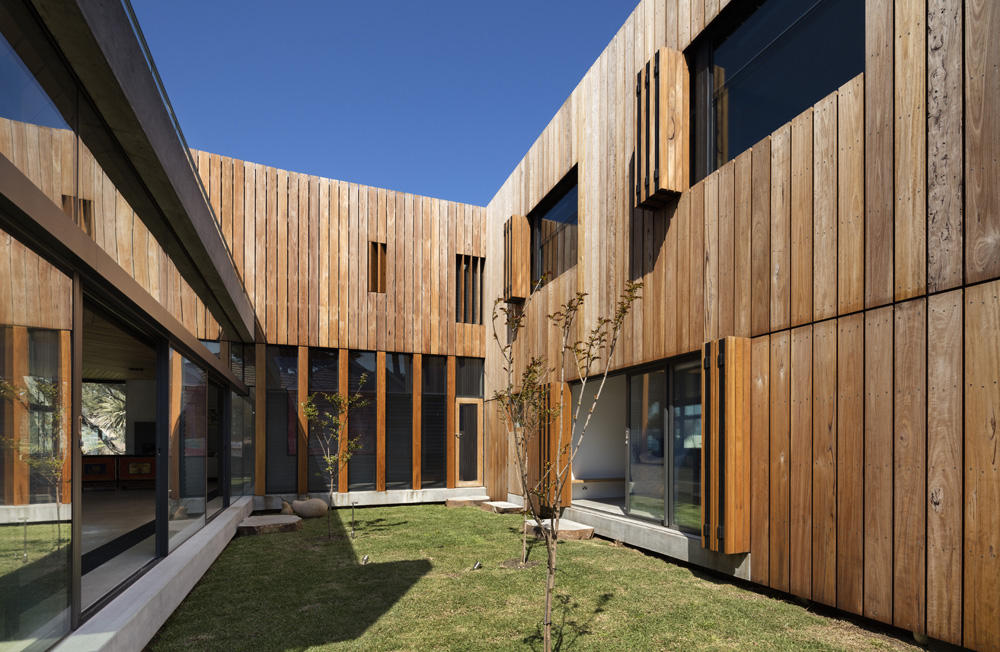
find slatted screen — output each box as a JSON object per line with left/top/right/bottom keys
{"left": 385, "top": 353, "right": 413, "bottom": 490}
{"left": 421, "top": 355, "right": 447, "bottom": 488}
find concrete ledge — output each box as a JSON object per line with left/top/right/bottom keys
{"left": 563, "top": 503, "right": 750, "bottom": 579}
{"left": 51, "top": 496, "right": 253, "bottom": 652}
{"left": 254, "top": 487, "right": 488, "bottom": 511}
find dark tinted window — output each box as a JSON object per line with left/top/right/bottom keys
{"left": 421, "top": 356, "right": 447, "bottom": 488}
{"left": 385, "top": 353, "right": 413, "bottom": 490}
{"left": 696, "top": 0, "right": 864, "bottom": 177}
{"left": 347, "top": 351, "right": 377, "bottom": 491}
{"left": 264, "top": 346, "right": 297, "bottom": 494}
{"left": 307, "top": 348, "right": 339, "bottom": 493}
{"left": 456, "top": 358, "right": 484, "bottom": 398}
{"left": 530, "top": 168, "right": 578, "bottom": 286}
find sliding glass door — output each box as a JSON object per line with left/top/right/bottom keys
{"left": 626, "top": 356, "right": 701, "bottom": 533}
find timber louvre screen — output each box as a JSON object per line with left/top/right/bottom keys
{"left": 635, "top": 47, "right": 689, "bottom": 209}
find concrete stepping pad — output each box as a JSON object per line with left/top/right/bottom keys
{"left": 481, "top": 501, "right": 523, "bottom": 514}
{"left": 445, "top": 496, "right": 491, "bottom": 508}
{"left": 524, "top": 518, "right": 594, "bottom": 540}
{"left": 237, "top": 515, "right": 302, "bottom": 536}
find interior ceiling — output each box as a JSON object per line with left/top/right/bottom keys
{"left": 82, "top": 307, "right": 156, "bottom": 381}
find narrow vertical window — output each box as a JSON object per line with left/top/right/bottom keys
{"left": 368, "top": 242, "right": 387, "bottom": 293}
{"left": 455, "top": 255, "right": 485, "bottom": 325}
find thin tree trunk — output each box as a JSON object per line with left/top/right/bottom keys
{"left": 544, "top": 534, "right": 556, "bottom": 652}
{"left": 522, "top": 512, "right": 528, "bottom": 563}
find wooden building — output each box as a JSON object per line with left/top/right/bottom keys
{"left": 0, "top": 0, "right": 998, "bottom": 650}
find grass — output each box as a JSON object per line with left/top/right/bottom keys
{"left": 147, "top": 505, "right": 920, "bottom": 652}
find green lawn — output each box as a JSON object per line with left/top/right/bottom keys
{"left": 147, "top": 505, "right": 919, "bottom": 652}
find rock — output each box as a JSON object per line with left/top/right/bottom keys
{"left": 280, "top": 501, "right": 294, "bottom": 515}
{"left": 238, "top": 515, "right": 302, "bottom": 536}
{"left": 292, "top": 498, "right": 328, "bottom": 518}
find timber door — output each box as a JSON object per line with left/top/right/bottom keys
{"left": 455, "top": 398, "right": 483, "bottom": 487}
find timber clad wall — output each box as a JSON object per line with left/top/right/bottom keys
{"left": 192, "top": 151, "right": 486, "bottom": 357}
{"left": 0, "top": 119, "right": 222, "bottom": 340}
{"left": 485, "top": 0, "right": 1000, "bottom": 650}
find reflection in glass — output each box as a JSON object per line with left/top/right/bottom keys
{"left": 671, "top": 362, "right": 702, "bottom": 532}
{"left": 230, "top": 391, "right": 245, "bottom": 499}
{"left": 0, "top": 230, "right": 73, "bottom": 648}
{"left": 168, "top": 354, "right": 206, "bottom": 552}
{"left": 205, "top": 381, "right": 223, "bottom": 518}
{"left": 628, "top": 371, "right": 666, "bottom": 522}
{"left": 307, "top": 349, "right": 338, "bottom": 494}
{"left": 264, "top": 346, "right": 297, "bottom": 494}
{"left": 347, "top": 352, "right": 377, "bottom": 491}
{"left": 420, "top": 356, "right": 447, "bottom": 489}
{"left": 531, "top": 179, "right": 578, "bottom": 285}
{"left": 385, "top": 353, "right": 412, "bottom": 490}
{"left": 0, "top": 25, "right": 77, "bottom": 226}
{"left": 711, "top": 0, "right": 863, "bottom": 169}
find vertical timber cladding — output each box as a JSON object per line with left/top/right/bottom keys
{"left": 634, "top": 47, "right": 689, "bottom": 209}
{"left": 701, "top": 336, "right": 751, "bottom": 555}
{"left": 192, "top": 151, "right": 486, "bottom": 357}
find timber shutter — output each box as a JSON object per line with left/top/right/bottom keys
{"left": 635, "top": 47, "right": 689, "bottom": 209}
{"left": 701, "top": 336, "right": 751, "bottom": 554}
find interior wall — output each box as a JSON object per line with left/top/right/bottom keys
{"left": 570, "top": 375, "right": 626, "bottom": 482}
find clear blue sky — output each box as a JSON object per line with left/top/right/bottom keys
{"left": 131, "top": 2, "right": 637, "bottom": 207}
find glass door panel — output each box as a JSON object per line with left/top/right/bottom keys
{"left": 671, "top": 362, "right": 702, "bottom": 532}
{"left": 627, "top": 371, "right": 666, "bottom": 522}
{"left": 455, "top": 399, "right": 482, "bottom": 486}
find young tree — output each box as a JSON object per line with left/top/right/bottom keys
{"left": 492, "top": 280, "right": 641, "bottom": 652}
{"left": 300, "top": 374, "right": 368, "bottom": 540}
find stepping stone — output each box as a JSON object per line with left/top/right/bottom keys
{"left": 481, "top": 501, "right": 523, "bottom": 514}
{"left": 524, "top": 518, "right": 594, "bottom": 540}
{"left": 238, "top": 515, "right": 302, "bottom": 536}
{"left": 445, "top": 496, "right": 491, "bottom": 508}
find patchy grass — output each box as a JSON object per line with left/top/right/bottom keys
{"left": 147, "top": 505, "right": 921, "bottom": 652}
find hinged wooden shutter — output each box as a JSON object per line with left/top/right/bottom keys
{"left": 635, "top": 47, "right": 689, "bottom": 209}
{"left": 503, "top": 214, "right": 530, "bottom": 302}
{"left": 701, "top": 336, "right": 751, "bottom": 554}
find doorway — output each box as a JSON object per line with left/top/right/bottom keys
{"left": 454, "top": 398, "right": 482, "bottom": 487}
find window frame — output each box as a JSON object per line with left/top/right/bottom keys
{"left": 623, "top": 353, "right": 702, "bottom": 535}
{"left": 529, "top": 166, "right": 579, "bottom": 289}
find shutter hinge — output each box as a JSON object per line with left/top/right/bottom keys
{"left": 717, "top": 525, "right": 725, "bottom": 540}
{"left": 718, "top": 349, "right": 725, "bottom": 367}
{"left": 703, "top": 523, "right": 711, "bottom": 538}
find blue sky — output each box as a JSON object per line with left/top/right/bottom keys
{"left": 131, "top": 2, "right": 637, "bottom": 207}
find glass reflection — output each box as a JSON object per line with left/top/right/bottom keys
{"left": 628, "top": 371, "right": 666, "bottom": 522}
{"left": 168, "top": 354, "right": 206, "bottom": 552}
{"left": 420, "top": 356, "right": 447, "bottom": 489}
{"left": 671, "top": 362, "right": 702, "bottom": 532}
{"left": 0, "top": 227, "right": 72, "bottom": 648}
{"left": 385, "top": 353, "right": 412, "bottom": 490}
{"left": 347, "top": 352, "right": 376, "bottom": 491}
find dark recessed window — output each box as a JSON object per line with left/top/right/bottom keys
{"left": 368, "top": 241, "right": 386, "bottom": 293}
{"left": 456, "top": 254, "right": 484, "bottom": 325}
{"left": 692, "top": 0, "right": 864, "bottom": 181}
{"left": 530, "top": 167, "right": 578, "bottom": 288}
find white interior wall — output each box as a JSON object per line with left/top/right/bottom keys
{"left": 570, "top": 375, "right": 626, "bottom": 499}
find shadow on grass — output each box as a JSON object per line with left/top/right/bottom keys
{"left": 148, "top": 510, "right": 430, "bottom": 652}
{"left": 522, "top": 592, "right": 614, "bottom": 652}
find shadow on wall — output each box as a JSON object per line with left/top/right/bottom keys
{"left": 628, "top": 152, "right": 675, "bottom": 283}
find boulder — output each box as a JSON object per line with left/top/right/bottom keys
{"left": 292, "top": 498, "right": 328, "bottom": 519}
{"left": 280, "top": 500, "right": 294, "bottom": 516}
